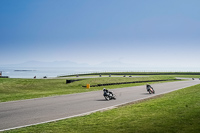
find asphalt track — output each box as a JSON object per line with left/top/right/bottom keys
{"left": 0, "top": 79, "right": 200, "bottom": 131}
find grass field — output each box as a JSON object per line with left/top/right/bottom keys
{"left": 4, "top": 83, "right": 200, "bottom": 133}
{"left": 61, "top": 72, "right": 200, "bottom": 77}
{"left": 0, "top": 75, "right": 177, "bottom": 102}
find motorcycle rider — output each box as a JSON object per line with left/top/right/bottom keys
{"left": 103, "top": 88, "right": 113, "bottom": 96}
{"left": 146, "top": 84, "right": 153, "bottom": 92}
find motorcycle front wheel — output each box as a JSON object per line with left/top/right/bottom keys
{"left": 104, "top": 96, "right": 110, "bottom": 101}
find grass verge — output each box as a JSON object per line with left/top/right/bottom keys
{"left": 61, "top": 72, "right": 200, "bottom": 77}
{"left": 4, "top": 83, "right": 200, "bottom": 133}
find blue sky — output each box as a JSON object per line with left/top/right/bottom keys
{"left": 1, "top": 0, "right": 200, "bottom": 67}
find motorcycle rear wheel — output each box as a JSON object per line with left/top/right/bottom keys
{"left": 149, "top": 90, "right": 152, "bottom": 94}
{"left": 112, "top": 94, "right": 116, "bottom": 100}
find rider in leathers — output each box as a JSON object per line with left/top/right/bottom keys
{"left": 103, "top": 88, "right": 113, "bottom": 97}
{"left": 146, "top": 84, "right": 153, "bottom": 92}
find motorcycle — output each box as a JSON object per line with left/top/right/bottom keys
{"left": 148, "top": 87, "right": 155, "bottom": 94}
{"left": 103, "top": 90, "right": 116, "bottom": 101}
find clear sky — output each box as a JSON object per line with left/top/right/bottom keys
{"left": 1, "top": 0, "right": 200, "bottom": 68}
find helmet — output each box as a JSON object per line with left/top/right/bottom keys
{"left": 103, "top": 88, "right": 106, "bottom": 91}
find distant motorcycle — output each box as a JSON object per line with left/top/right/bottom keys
{"left": 146, "top": 84, "right": 155, "bottom": 94}
{"left": 148, "top": 87, "right": 155, "bottom": 94}
{"left": 103, "top": 88, "right": 116, "bottom": 101}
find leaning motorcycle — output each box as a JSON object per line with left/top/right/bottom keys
{"left": 148, "top": 87, "right": 155, "bottom": 94}
{"left": 103, "top": 92, "right": 116, "bottom": 100}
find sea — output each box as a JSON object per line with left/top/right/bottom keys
{"left": 0, "top": 67, "right": 200, "bottom": 79}
{"left": 0, "top": 67, "right": 137, "bottom": 78}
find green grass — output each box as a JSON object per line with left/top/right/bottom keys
{"left": 4, "top": 83, "right": 200, "bottom": 133}
{"left": 0, "top": 75, "right": 176, "bottom": 102}
{"left": 173, "top": 75, "right": 200, "bottom": 78}
{"left": 61, "top": 72, "right": 200, "bottom": 77}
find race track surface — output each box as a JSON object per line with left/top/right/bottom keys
{"left": 0, "top": 79, "right": 200, "bottom": 131}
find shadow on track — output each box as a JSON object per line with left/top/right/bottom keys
{"left": 96, "top": 99, "right": 107, "bottom": 101}
{"left": 141, "top": 93, "right": 151, "bottom": 95}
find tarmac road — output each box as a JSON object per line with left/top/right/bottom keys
{"left": 0, "top": 79, "right": 200, "bottom": 131}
